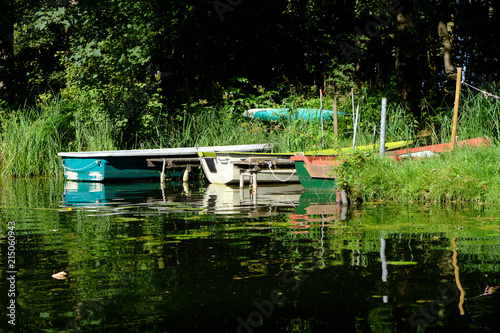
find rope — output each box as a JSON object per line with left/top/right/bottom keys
{"left": 62, "top": 160, "right": 101, "bottom": 172}
{"left": 266, "top": 161, "right": 296, "bottom": 182}
{"left": 462, "top": 81, "right": 500, "bottom": 100}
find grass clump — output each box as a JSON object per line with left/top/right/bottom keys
{"left": 336, "top": 143, "right": 500, "bottom": 204}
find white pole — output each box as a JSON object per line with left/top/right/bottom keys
{"left": 320, "top": 89, "right": 324, "bottom": 149}
{"left": 352, "top": 102, "right": 360, "bottom": 149}
{"left": 351, "top": 88, "right": 355, "bottom": 123}
{"left": 379, "top": 97, "right": 387, "bottom": 157}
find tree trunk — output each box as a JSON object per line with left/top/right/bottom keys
{"left": 438, "top": 21, "right": 455, "bottom": 77}
{"left": 438, "top": 1, "right": 456, "bottom": 82}
{"left": 394, "top": 0, "right": 418, "bottom": 107}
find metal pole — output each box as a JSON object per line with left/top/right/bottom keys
{"left": 379, "top": 97, "right": 387, "bottom": 157}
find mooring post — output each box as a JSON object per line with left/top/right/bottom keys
{"left": 340, "top": 190, "right": 348, "bottom": 206}
{"left": 333, "top": 95, "right": 339, "bottom": 137}
{"left": 251, "top": 172, "right": 257, "bottom": 194}
{"left": 239, "top": 172, "right": 244, "bottom": 188}
{"left": 451, "top": 67, "right": 462, "bottom": 151}
{"left": 320, "top": 89, "right": 324, "bottom": 149}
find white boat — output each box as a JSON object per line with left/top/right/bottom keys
{"left": 199, "top": 151, "right": 300, "bottom": 184}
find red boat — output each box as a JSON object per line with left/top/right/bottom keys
{"left": 396, "top": 137, "right": 491, "bottom": 158}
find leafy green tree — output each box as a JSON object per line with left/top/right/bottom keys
{"left": 34, "top": 1, "right": 165, "bottom": 145}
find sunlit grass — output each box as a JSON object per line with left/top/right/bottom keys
{"left": 341, "top": 143, "right": 500, "bottom": 204}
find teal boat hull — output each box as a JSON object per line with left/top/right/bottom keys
{"left": 293, "top": 160, "right": 337, "bottom": 191}
{"left": 245, "top": 108, "right": 349, "bottom": 122}
{"left": 61, "top": 156, "right": 183, "bottom": 181}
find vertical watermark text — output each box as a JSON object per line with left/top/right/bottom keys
{"left": 6, "top": 221, "right": 17, "bottom": 326}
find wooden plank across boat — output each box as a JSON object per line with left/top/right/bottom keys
{"left": 58, "top": 143, "right": 273, "bottom": 182}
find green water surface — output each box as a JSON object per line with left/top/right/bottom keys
{"left": 0, "top": 178, "right": 499, "bottom": 332}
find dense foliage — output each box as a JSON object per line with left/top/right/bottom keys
{"left": 0, "top": 0, "right": 499, "bottom": 175}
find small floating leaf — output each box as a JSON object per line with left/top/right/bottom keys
{"left": 52, "top": 271, "right": 67, "bottom": 280}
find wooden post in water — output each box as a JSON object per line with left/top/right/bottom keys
{"left": 333, "top": 95, "right": 341, "bottom": 204}
{"left": 379, "top": 98, "right": 387, "bottom": 157}
{"left": 451, "top": 67, "right": 462, "bottom": 151}
{"left": 333, "top": 95, "right": 338, "bottom": 137}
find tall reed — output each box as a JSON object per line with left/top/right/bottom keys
{"left": 0, "top": 104, "right": 68, "bottom": 177}
{"left": 0, "top": 97, "right": 118, "bottom": 177}
{"left": 456, "top": 89, "right": 500, "bottom": 141}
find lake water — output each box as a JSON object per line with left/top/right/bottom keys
{"left": 1, "top": 178, "right": 499, "bottom": 332}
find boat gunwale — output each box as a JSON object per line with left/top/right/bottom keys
{"left": 58, "top": 143, "right": 273, "bottom": 158}
{"left": 211, "top": 140, "right": 412, "bottom": 158}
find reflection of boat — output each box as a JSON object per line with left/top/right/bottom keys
{"left": 57, "top": 143, "right": 272, "bottom": 182}
{"left": 289, "top": 191, "right": 348, "bottom": 232}
{"left": 201, "top": 183, "right": 304, "bottom": 215}
{"left": 243, "top": 108, "right": 349, "bottom": 122}
{"left": 293, "top": 191, "right": 339, "bottom": 215}
{"left": 62, "top": 181, "right": 165, "bottom": 206}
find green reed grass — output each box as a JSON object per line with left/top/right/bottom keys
{"left": 456, "top": 89, "right": 500, "bottom": 140}
{"left": 0, "top": 97, "right": 117, "bottom": 177}
{"left": 0, "top": 105, "right": 67, "bottom": 177}
{"left": 71, "top": 117, "right": 118, "bottom": 152}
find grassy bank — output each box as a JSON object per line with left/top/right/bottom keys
{"left": 336, "top": 143, "right": 500, "bottom": 204}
